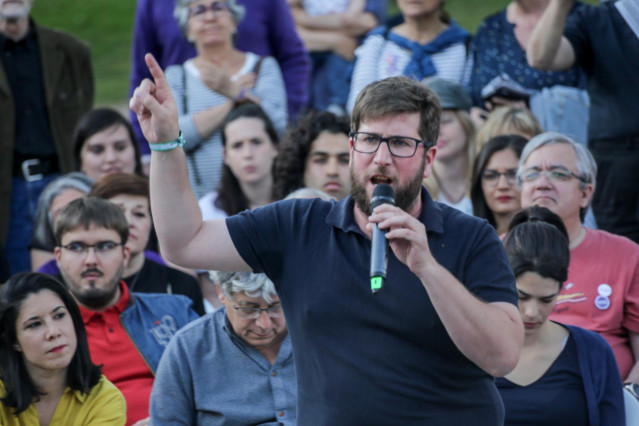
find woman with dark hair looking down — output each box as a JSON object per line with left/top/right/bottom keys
{"left": 498, "top": 206, "right": 624, "bottom": 425}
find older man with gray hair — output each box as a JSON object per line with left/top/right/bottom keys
{"left": 519, "top": 132, "right": 639, "bottom": 384}
{"left": 149, "top": 271, "right": 295, "bottom": 425}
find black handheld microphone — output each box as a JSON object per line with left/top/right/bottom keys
{"left": 370, "top": 183, "right": 395, "bottom": 293}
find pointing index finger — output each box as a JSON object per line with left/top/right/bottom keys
{"left": 145, "top": 53, "right": 167, "bottom": 88}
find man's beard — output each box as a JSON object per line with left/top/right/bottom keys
{"left": 60, "top": 263, "right": 124, "bottom": 310}
{"left": 350, "top": 156, "right": 426, "bottom": 216}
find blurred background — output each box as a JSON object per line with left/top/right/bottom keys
{"left": 32, "top": 0, "right": 597, "bottom": 107}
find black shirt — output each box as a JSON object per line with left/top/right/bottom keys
{"left": 0, "top": 22, "right": 56, "bottom": 157}
{"left": 123, "top": 259, "right": 205, "bottom": 316}
{"left": 564, "top": 3, "right": 639, "bottom": 140}
{"left": 497, "top": 333, "right": 588, "bottom": 425}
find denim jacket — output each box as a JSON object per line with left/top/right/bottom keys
{"left": 121, "top": 292, "right": 200, "bottom": 373}
{"left": 530, "top": 86, "right": 590, "bottom": 145}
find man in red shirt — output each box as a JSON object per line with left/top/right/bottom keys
{"left": 53, "top": 197, "right": 198, "bottom": 425}
{"left": 519, "top": 132, "right": 639, "bottom": 384}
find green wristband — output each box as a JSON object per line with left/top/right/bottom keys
{"left": 149, "top": 131, "right": 185, "bottom": 152}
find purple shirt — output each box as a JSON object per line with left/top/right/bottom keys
{"left": 38, "top": 250, "right": 165, "bottom": 275}
{"left": 129, "top": 0, "right": 311, "bottom": 155}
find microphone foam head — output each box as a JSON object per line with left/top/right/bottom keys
{"left": 371, "top": 183, "right": 395, "bottom": 209}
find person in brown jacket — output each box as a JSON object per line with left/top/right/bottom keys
{"left": 0, "top": 0, "right": 94, "bottom": 274}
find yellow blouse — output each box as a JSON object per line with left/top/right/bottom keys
{"left": 0, "top": 375, "right": 126, "bottom": 425}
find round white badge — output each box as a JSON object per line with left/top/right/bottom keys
{"left": 595, "top": 295, "right": 611, "bottom": 310}
{"left": 598, "top": 283, "right": 612, "bottom": 297}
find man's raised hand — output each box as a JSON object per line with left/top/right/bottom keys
{"left": 129, "top": 53, "right": 180, "bottom": 144}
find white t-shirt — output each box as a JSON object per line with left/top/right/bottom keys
{"left": 303, "top": 0, "right": 351, "bottom": 15}
{"left": 198, "top": 191, "right": 229, "bottom": 221}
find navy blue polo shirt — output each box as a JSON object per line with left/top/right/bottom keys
{"left": 227, "top": 188, "right": 517, "bottom": 425}
{"left": 564, "top": 2, "right": 639, "bottom": 141}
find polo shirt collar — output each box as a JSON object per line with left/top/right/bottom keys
{"left": 79, "top": 281, "right": 130, "bottom": 323}
{"left": 326, "top": 187, "right": 445, "bottom": 236}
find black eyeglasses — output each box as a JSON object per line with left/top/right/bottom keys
{"left": 481, "top": 168, "right": 518, "bottom": 186}
{"left": 232, "top": 304, "right": 284, "bottom": 319}
{"left": 519, "top": 168, "right": 586, "bottom": 184}
{"left": 349, "top": 132, "right": 431, "bottom": 158}
{"left": 60, "top": 241, "right": 123, "bottom": 256}
{"left": 189, "top": 1, "right": 229, "bottom": 18}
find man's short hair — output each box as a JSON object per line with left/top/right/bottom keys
{"left": 518, "top": 132, "right": 597, "bottom": 220}
{"left": 274, "top": 110, "right": 350, "bottom": 199}
{"left": 54, "top": 197, "right": 129, "bottom": 246}
{"left": 213, "top": 271, "right": 277, "bottom": 304}
{"left": 350, "top": 76, "right": 442, "bottom": 148}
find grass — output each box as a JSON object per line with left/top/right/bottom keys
{"left": 32, "top": 0, "right": 136, "bottom": 106}
{"left": 31, "top": 0, "right": 596, "bottom": 106}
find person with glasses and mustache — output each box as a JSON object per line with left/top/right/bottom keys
{"left": 519, "top": 132, "right": 639, "bottom": 387}
{"left": 52, "top": 197, "right": 199, "bottom": 425}
{"left": 131, "top": 63, "right": 523, "bottom": 424}
{"left": 149, "top": 271, "right": 295, "bottom": 425}
{"left": 470, "top": 134, "right": 528, "bottom": 236}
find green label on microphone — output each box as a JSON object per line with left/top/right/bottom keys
{"left": 371, "top": 276, "right": 383, "bottom": 292}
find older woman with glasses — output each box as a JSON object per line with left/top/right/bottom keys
{"left": 30, "top": 173, "right": 94, "bottom": 271}
{"left": 167, "top": 0, "right": 287, "bottom": 199}
{"left": 471, "top": 135, "right": 528, "bottom": 235}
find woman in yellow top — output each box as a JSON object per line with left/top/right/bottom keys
{"left": 0, "top": 272, "right": 126, "bottom": 425}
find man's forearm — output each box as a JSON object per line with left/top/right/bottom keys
{"left": 149, "top": 148, "right": 202, "bottom": 263}
{"left": 296, "top": 11, "right": 377, "bottom": 36}
{"left": 417, "top": 263, "right": 523, "bottom": 377}
{"left": 527, "top": 0, "right": 575, "bottom": 70}
{"left": 192, "top": 100, "right": 235, "bottom": 139}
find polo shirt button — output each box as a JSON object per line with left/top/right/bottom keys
{"left": 272, "top": 371, "right": 277, "bottom": 377}
{"left": 279, "top": 411, "right": 284, "bottom": 417}
{"left": 108, "top": 328, "right": 114, "bottom": 333}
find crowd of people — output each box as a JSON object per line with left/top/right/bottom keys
{"left": 1, "top": 0, "right": 639, "bottom": 424}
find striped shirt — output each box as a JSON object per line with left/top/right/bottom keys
{"left": 166, "top": 53, "right": 287, "bottom": 199}
{"left": 347, "top": 29, "right": 467, "bottom": 112}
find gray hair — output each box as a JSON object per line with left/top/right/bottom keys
{"left": 174, "top": 0, "right": 246, "bottom": 37}
{"left": 518, "top": 132, "right": 597, "bottom": 219}
{"left": 32, "top": 173, "right": 94, "bottom": 251}
{"left": 284, "top": 187, "right": 334, "bottom": 201}
{"left": 212, "top": 271, "right": 277, "bottom": 303}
